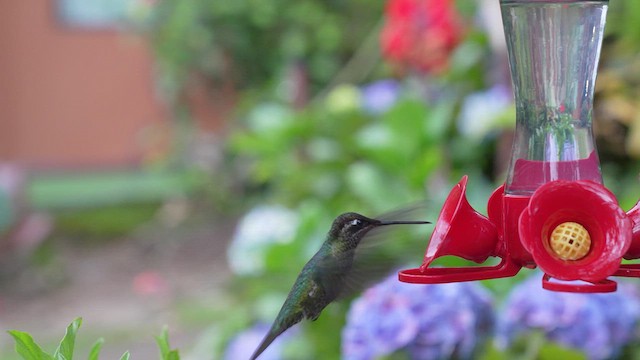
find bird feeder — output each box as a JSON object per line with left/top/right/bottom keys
{"left": 399, "top": 0, "right": 640, "bottom": 293}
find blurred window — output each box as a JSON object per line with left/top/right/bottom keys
{"left": 57, "top": 0, "right": 133, "bottom": 29}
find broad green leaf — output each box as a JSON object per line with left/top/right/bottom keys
{"left": 54, "top": 318, "right": 82, "bottom": 360}
{"left": 8, "top": 330, "right": 54, "bottom": 360}
{"left": 119, "top": 351, "right": 131, "bottom": 360}
{"left": 88, "top": 339, "right": 104, "bottom": 360}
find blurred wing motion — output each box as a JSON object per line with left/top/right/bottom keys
{"left": 339, "top": 203, "right": 430, "bottom": 297}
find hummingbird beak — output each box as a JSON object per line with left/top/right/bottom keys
{"left": 376, "top": 220, "right": 431, "bottom": 226}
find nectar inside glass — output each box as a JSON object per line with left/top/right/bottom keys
{"left": 501, "top": 0, "right": 608, "bottom": 195}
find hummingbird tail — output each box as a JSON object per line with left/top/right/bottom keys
{"left": 249, "top": 326, "right": 287, "bottom": 360}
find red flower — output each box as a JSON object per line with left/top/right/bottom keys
{"left": 381, "top": 0, "right": 464, "bottom": 75}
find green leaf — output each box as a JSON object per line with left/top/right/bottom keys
{"left": 54, "top": 318, "right": 82, "bottom": 360}
{"left": 167, "top": 350, "right": 180, "bottom": 360}
{"left": 479, "top": 342, "right": 508, "bottom": 360}
{"left": 119, "top": 351, "right": 131, "bottom": 360}
{"left": 155, "top": 327, "right": 170, "bottom": 359}
{"left": 538, "top": 343, "right": 586, "bottom": 360}
{"left": 7, "top": 330, "right": 54, "bottom": 360}
{"left": 155, "top": 327, "right": 180, "bottom": 360}
{"left": 88, "top": 339, "right": 104, "bottom": 360}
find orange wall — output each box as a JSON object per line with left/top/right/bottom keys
{"left": 0, "top": 0, "right": 167, "bottom": 169}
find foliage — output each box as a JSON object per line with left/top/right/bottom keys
{"left": 7, "top": 318, "right": 179, "bottom": 360}
{"left": 8, "top": 318, "right": 126, "bottom": 360}
{"left": 144, "top": 0, "right": 385, "bottom": 95}
{"left": 592, "top": 1, "right": 640, "bottom": 161}
{"left": 155, "top": 327, "right": 181, "bottom": 360}
{"left": 53, "top": 204, "right": 159, "bottom": 239}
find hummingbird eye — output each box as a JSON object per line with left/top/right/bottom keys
{"left": 350, "top": 219, "right": 362, "bottom": 227}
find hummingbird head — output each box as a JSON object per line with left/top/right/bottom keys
{"left": 329, "top": 212, "right": 430, "bottom": 249}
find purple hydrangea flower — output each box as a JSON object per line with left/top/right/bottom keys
{"left": 223, "top": 323, "right": 293, "bottom": 360}
{"left": 360, "top": 80, "right": 401, "bottom": 115}
{"left": 227, "top": 205, "right": 299, "bottom": 276}
{"left": 342, "top": 273, "right": 494, "bottom": 360}
{"left": 457, "top": 84, "right": 513, "bottom": 139}
{"left": 497, "top": 275, "right": 640, "bottom": 360}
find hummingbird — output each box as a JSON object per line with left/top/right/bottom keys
{"left": 249, "top": 212, "right": 430, "bottom": 360}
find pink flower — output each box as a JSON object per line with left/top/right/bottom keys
{"left": 132, "top": 271, "right": 169, "bottom": 296}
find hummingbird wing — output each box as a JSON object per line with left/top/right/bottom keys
{"left": 309, "top": 229, "right": 420, "bottom": 301}
{"left": 335, "top": 248, "right": 401, "bottom": 299}
{"left": 356, "top": 202, "right": 430, "bottom": 250}
{"left": 338, "top": 204, "right": 432, "bottom": 299}
{"left": 374, "top": 201, "right": 429, "bottom": 222}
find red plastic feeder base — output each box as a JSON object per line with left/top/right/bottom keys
{"left": 614, "top": 264, "right": 640, "bottom": 278}
{"left": 398, "top": 260, "right": 521, "bottom": 284}
{"left": 542, "top": 274, "right": 617, "bottom": 293}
